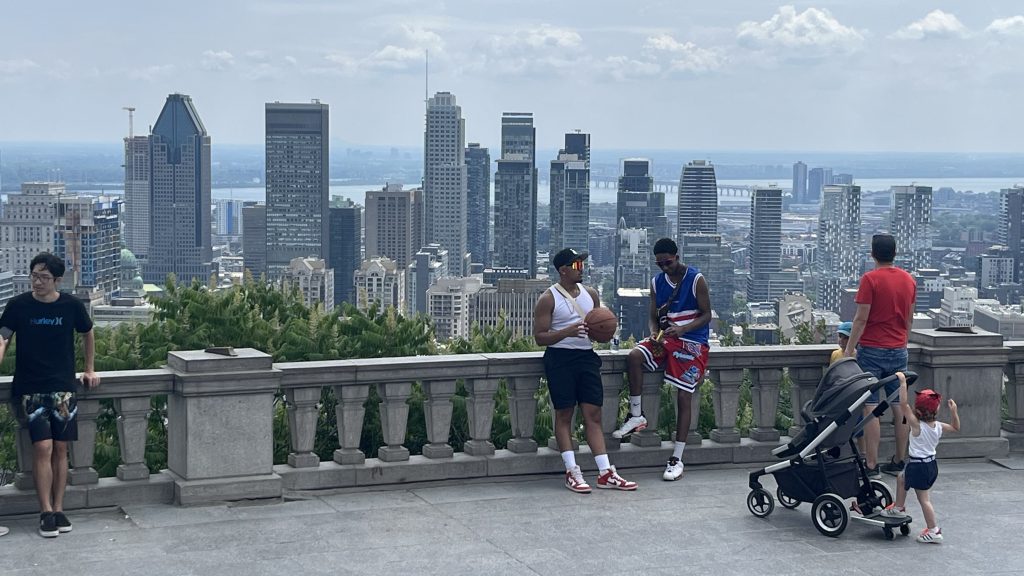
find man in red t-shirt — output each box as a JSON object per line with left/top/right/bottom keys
{"left": 844, "top": 234, "right": 916, "bottom": 478}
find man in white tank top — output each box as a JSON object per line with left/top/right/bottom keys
{"left": 533, "top": 248, "right": 637, "bottom": 494}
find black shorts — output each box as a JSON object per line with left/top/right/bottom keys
{"left": 903, "top": 458, "right": 938, "bottom": 491}
{"left": 543, "top": 347, "right": 603, "bottom": 410}
{"left": 21, "top": 392, "right": 79, "bottom": 444}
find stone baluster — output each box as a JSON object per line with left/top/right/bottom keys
{"left": 284, "top": 387, "right": 321, "bottom": 468}
{"left": 709, "top": 368, "right": 744, "bottom": 443}
{"left": 463, "top": 378, "right": 500, "bottom": 456}
{"left": 750, "top": 367, "right": 783, "bottom": 442}
{"left": 600, "top": 372, "right": 624, "bottom": 450}
{"left": 631, "top": 372, "right": 663, "bottom": 447}
{"left": 507, "top": 376, "right": 540, "bottom": 453}
{"left": 422, "top": 380, "right": 456, "bottom": 458}
{"left": 1006, "top": 360, "right": 1024, "bottom": 433}
{"left": 333, "top": 384, "right": 369, "bottom": 465}
{"left": 685, "top": 378, "right": 704, "bottom": 444}
{"left": 68, "top": 397, "right": 101, "bottom": 485}
{"left": 376, "top": 382, "right": 412, "bottom": 462}
{"left": 114, "top": 396, "right": 152, "bottom": 480}
{"left": 13, "top": 411, "right": 34, "bottom": 490}
{"left": 788, "top": 367, "right": 823, "bottom": 438}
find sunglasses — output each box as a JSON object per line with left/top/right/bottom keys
{"left": 656, "top": 257, "right": 677, "bottom": 268}
{"left": 570, "top": 260, "right": 585, "bottom": 270}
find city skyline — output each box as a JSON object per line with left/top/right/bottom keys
{"left": 3, "top": 2, "right": 1024, "bottom": 152}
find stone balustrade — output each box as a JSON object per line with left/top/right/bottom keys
{"left": 0, "top": 329, "right": 1016, "bottom": 512}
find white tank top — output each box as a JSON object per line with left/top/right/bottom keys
{"left": 909, "top": 420, "right": 942, "bottom": 459}
{"left": 549, "top": 284, "right": 595, "bottom": 350}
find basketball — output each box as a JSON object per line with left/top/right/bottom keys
{"left": 585, "top": 306, "right": 617, "bottom": 343}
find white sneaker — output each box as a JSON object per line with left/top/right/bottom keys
{"left": 612, "top": 414, "right": 648, "bottom": 439}
{"left": 663, "top": 458, "right": 684, "bottom": 481}
{"left": 879, "top": 504, "right": 907, "bottom": 518}
{"left": 565, "top": 465, "right": 592, "bottom": 494}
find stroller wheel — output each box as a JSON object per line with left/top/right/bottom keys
{"left": 777, "top": 487, "right": 800, "bottom": 509}
{"left": 869, "top": 479, "right": 894, "bottom": 509}
{"left": 900, "top": 523, "right": 911, "bottom": 536}
{"left": 747, "top": 489, "right": 775, "bottom": 518}
{"left": 883, "top": 527, "right": 895, "bottom": 540}
{"left": 811, "top": 493, "right": 849, "bottom": 537}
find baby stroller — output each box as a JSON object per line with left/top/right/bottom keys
{"left": 746, "top": 358, "right": 917, "bottom": 539}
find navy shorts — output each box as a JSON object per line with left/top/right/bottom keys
{"left": 543, "top": 347, "right": 603, "bottom": 410}
{"left": 22, "top": 392, "right": 79, "bottom": 444}
{"left": 903, "top": 458, "right": 938, "bottom": 491}
{"left": 857, "top": 346, "right": 908, "bottom": 404}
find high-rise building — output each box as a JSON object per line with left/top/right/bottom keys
{"left": 832, "top": 173, "right": 854, "bottom": 186}
{"left": 0, "top": 270, "right": 14, "bottom": 315}
{"left": 407, "top": 244, "right": 448, "bottom": 315}
{"left": 329, "top": 198, "right": 362, "bottom": 307}
{"left": 792, "top": 161, "right": 807, "bottom": 204}
{"left": 680, "top": 232, "right": 732, "bottom": 320}
{"left": 494, "top": 112, "right": 537, "bottom": 276}
{"left": 816, "top": 184, "right": 861, "bottom": 311}
{"left": 747, "top": 186, "right": 783, "bottom": 302}
{"left": 678, "top": 160, "right": 717, "bottom": 234}
{"left": 616, "top": 159, "right": 665, "bottom": 289}
{"left": 0, "top": 182, "right": 61, "bottom": 287}
{"left": 123, "top": 135, "right": 150, "bottom": 262}
{"left": 423, "top": 92, "right": 468, "bottom": 277}
{"left": 242, "top": 202, "right": 267, "bottom": 279}
{"left": 616, "top": 220, "right": 652, "bottom": 290}
{"left": 54, "top": 195, "right": 122, "bottom": 298}
{"left": 549, "top": 132, "right": 591, "bottom": 258}
{"left": 354, "top": 257, "right": 404, "bottom": 314}
{"left": 1001, "top": 186, "right": 1024, "bottom": 282}
{"left": 807, "top": 167, "right": 832, "bottom": 204}
{"left": 281, "top": 257, "right": 334, "bottom": 312}
{"left": 145, "top": 93, "right": 212, "bottom": 285}
{"left": 428, "top": 276, "right": 483, "bottom": 341}
{"left": 980, "top": 246, "right": 1015, "bottom": 288}
{"left": 365, "top": 183, "right": 418, "bottom": 268}
{"left": 213, "top": 198, "right": 244, "bottom": 240}
{"left": 265, "top": 101, "right": 330, "bottom": 278}
{"left": 890, "top": 185, "right": 933, "bottom": 271}
{"left": 465, "top": 143, "right": 491, "bottom": 267}
{"left": 471, "top": 278, "right": 550, "bottom": 338}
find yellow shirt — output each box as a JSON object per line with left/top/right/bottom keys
{"left": 830, "top": 348, "right": 844, "bottom": 364}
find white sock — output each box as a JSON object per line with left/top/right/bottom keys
{"left": 672, "top": 441, "right": 686, "bottom": 461}
{"left": 594, "top": 453, "right": 611, "bottom": 472}
{"left": 930, "top": 526, "right": 940, "bottom": 534}
{"left": 561, "top": 451, "right": 577, "bottom": 471}
{"left": 629, "top": 395, "right": 642, "bottom": 417}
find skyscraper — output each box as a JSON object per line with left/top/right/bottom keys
{"left": 465, "top": 143, "right": 491, "bottom": 266}
{"left": 242, "top": 202, "right": 267, "bottom": 279}
{"left": 493, "top": 112, "right": 537, "bottom": 276}
{"left": 54, "top": 195, "right": 122, "bottom": 297}
{"left": 0, "top": 182, "right": 61, "bottom": 288}
{"left": 365, "top": 183, "right": 417, "bottom": 268}
{"left": 1000, "top": 186, "right": 1024, "bottom": 282}
{"left": 615, "top": 159, "right": 665, "bottom": 288}
{"left": 816, "top": 184, "right": 862, "bottom": 311}
{"left": 423, "top": 92, "right": 468, "bottom": 277}
{"left": 890, "top": 185, "right": 933, "bottom": 271}
{"left": 549, "top": 132, "right": 590, "bottom": 256}
{"left": 144, "top": 93, "right": 212, "bottom": 285}
{"left": 792, "top": 161, "right": 807, "bottom": 204}
{"left": 807, "top": 167, "right": 832, "bottom": 204}
{"left": 678, "top": 160, "right": 717, "bottom": 234}
{"left": 123, "top": 135, "right": 150, "bottom": 262}
{"left": 265, "top": 101, "right": 330, "bottom": 278}
{"left": 329, "top": 198, "right": 362, "bottom": 307}
{"left": 747, "top": 186, "right": 783, "bottom": 302}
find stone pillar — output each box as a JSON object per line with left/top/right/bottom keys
{"left": 788, "top": 367, "right": 823, "bottom": 438}
{"left": 463, "top": 378, "right": 500, "bottom": 456}
{"left": 114, "top": 396, "right": 152, "bottom": 481}
{"left": 507, "top": 376, "right": 539, "bottom": 453}
{"left": 750, "top": 367, "right": 782, "bottom": 442}
{"left": 13, "top": 408, "right": 34, "bottom": 490}
{"left": 422, "top": 380, "right": 456, "bottom": 459}
{"left": 285, "top": 387, "right": 321, "bottom": 468}
{"left": 333, "top": 384, "right": 369, "bottom": 465}
{"left": 376, "top": 382, "right": 412, "bottom": 462}
{"left": 69, "top": 398, "right": 101, "bottom": 485}
{"left": 687, "top": 379, "right": 703, "bottom": 445}
{"left": 630, "top": 372, "right": 663, "bottom": 447}
{"left": 710, "top": 368, "right": 743, "bottom": 443}
{"left": 600, "top": 372, "right": 624, "bottom": 450}
{"left": 166, "top": 348, "right": 282, "bottom": 504}
{"left": 1006, "top": 361, "right": 1024, "bottom": 433}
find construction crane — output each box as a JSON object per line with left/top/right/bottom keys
{"left": 123, "top": 106, "right": 136, "bottom": 138}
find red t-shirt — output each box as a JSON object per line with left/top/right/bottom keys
{"left": 855, "top": 266, "right": 916, "bottom": 348}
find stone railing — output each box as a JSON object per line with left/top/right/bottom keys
{"left": 0, "top": 329, "right": 1015, "bottom": 512}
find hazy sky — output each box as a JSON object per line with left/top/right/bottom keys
{"left": 2, "top": 1, "right": 1023, "bottom": 152}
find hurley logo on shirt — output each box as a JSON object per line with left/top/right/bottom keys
{"left": 30, "top": 317, "right": 64, "bottom": 326}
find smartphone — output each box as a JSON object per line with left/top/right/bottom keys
{"left": 0, "top": 326, "right": 13, "bottom": 342}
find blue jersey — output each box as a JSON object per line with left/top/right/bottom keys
{"left": 652, "top": 266, "right": 709, "bottom": 346}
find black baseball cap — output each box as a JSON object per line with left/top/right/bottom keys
{"left": 552, "top": 248, "right": 589, "bottom": 269}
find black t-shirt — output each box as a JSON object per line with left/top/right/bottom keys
{"left": 0, "top": 291, "right": 94, "bottom": 396}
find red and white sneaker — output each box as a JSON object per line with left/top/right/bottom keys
{"left": 596, "top": 465, "right": 638, "bottom": 491}
{"left": 565, "top": 465, "right": 592, "bottom": 494}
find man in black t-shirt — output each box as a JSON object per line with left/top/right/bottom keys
{"left": 0, "top": 253, "right": 100, "bottom": 538}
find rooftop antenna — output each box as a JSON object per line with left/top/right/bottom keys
{"left": 424, "top": 49, "right": 429, "bottom": 108}
{"left": 123, "top": 106, "right": 136, "bottom": 138}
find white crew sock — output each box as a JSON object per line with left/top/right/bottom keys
{"left": 594, "top": 453, "right": 611, "bottom": 472}
{"left": 561, "top": 450, "right": 577, "bottom": 471}
{"left": 629, "top": 395, "right": 642, "bottom": 417}
{"left": 672, "top": 441, "right": 686, "bottom": 461}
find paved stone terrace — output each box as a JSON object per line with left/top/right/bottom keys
{"left": 1, "top": 461, "right": 1022, "bottom": 575}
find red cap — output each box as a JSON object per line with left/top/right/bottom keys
{"left": 915, "top": 389, "right": 942, "bottom": 415}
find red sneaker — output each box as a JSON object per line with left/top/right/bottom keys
{"left": 565, "top": 466, "right": 592, "bottom": 494}
{"left": 596, "top": 466, "right": 637, "bottom": 491}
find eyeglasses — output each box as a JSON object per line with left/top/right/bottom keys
{"left": 30, "top": 272, "right": 55, "bottom": 282}
{"left": 655, "top": 257, "right": 677, "bottom": 268}
{"left": 570, "top": 260, "right": 585, "bottom": 271}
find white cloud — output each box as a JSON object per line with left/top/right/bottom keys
{"left": 986, "top": 15, "right": 1024, "bottom": 36}
{"left": 363, "top": 44, "right": 425, "bottom": 71}
{"left": 466, "top": 25, "right": 585, "bottom": 76}
{"left": 401, "top": 25, "right": 445, "bottom": 53}
{"left": 643, "top": 34, "right": 724, "bottom": 73}
{"left": 601, "top": 56, "right": 661, "bottom": 81}
{"left": 737, "top": 5, "right": 863, "bottom": 53}
{"left": 892, "top": 10, "right": 968, "bottom": 40}
{"left": 129, "top": 64, "right": 176, "bottom": 81}
{"left": 0, "top": 58, "right": 39, "bottom": 75}
{"left": 201, "top": 50, "right": 235, "bottom": 70}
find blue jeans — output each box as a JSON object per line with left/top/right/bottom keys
{"left": 857, "top": 346, "right": 908, "bottom": 404}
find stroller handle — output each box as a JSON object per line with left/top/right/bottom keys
{"left": 875, "top": 370, "right": 918, "bottom": 390}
